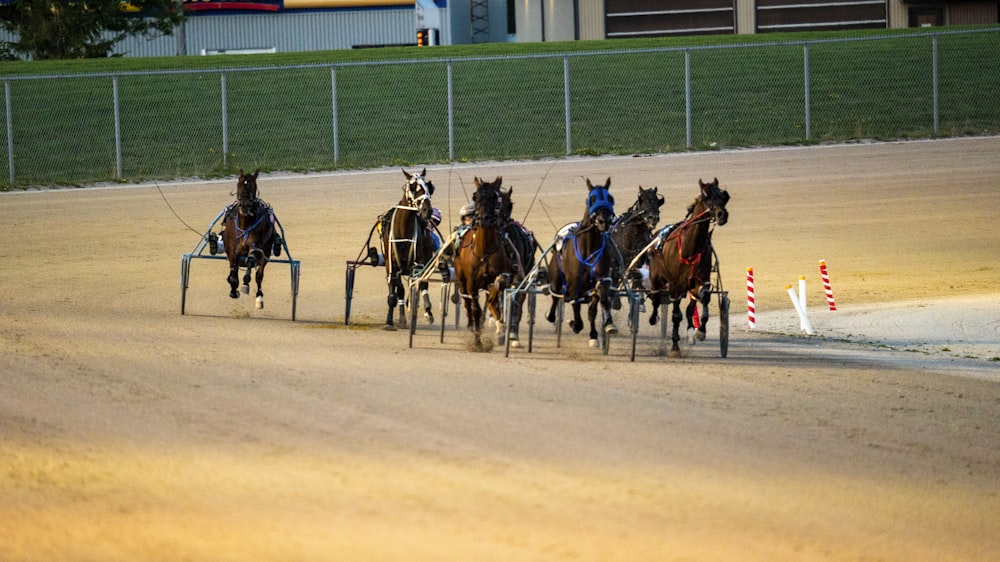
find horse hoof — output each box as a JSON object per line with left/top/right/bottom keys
{"left": 229, "top": 291, "right": 239, "bottom": 299}
{"left": 383, "top": 324, "right": 397, "bottom": 331}
{"left": 687, "top": 329, "right": 696, "bottom": 345}
{"left": 255, "top": 296, "right": 264, "bottom": 310}
{"left": 241, "top": 284, "right": 250, "bottom": 295}
{"left": 510, "top": 339, "right": 521, "bottom": 349}
{"left": 612, "top": 298, "right": 622, "bottom": 310}
{"left": 695, "top": 330, "right": 706, "bottom": 342}
{"left": 588, "top": 339, "right": 599, "bottom": 348}
{"left": 669, "top": 348, "right": 682, "bottom": 358}
{"left": 605, "top": 323, "right": 618, "bottom": 335}
{"left": 424, "top": 311, "right": 435, "bottom": 324}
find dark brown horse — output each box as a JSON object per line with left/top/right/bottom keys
{"left": 545, "top": 177, "right": 618, "bottom": 348}
{"left": 380, "top": 168, "right": 437, "bottom": 330}
{"left": 222, "top": 169, "right": 280, "bottom": 309}
{"left": 610, "top": 185, "right": 664, "bottom": 273}
{"left": 453, "top": 176, "right": 513, "bottom": 349}
{"left": 499, "top": 186, "right": 538, "bottom": 348}
{"left": 647, "top": 178, "right": 730, "bottom": 357}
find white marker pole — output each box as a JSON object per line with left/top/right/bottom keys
{"left": 786, "top": 284, "right": 814, "bottom": 335}
{"left": 798, "top": 276, "right": 808, "bottom": 331}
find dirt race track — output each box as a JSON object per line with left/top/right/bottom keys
{"left": 2, "top": 138, "right": 999, "bottom": 561}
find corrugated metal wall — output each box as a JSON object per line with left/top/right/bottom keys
{"left": 736, "top": 0, "right": 754, "bottom": 34}
{"left": 887, "top": 0, "right": 907, "bottom": 28}
{"left": 578, "top": 0, "right": 605, "bottom": 39}
{"left": 111, "top": 9, "right": 416, "bottom": 57}
{"left": 948, "top": 1, "right": 998, "bottom": 24}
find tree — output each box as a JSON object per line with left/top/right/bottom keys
{"left": 0, "top": 0, "right": 184, "bottom": 59}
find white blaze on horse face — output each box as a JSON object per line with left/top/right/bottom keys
{"left": 405, "top": 175, "right": 431, "bottom": 209}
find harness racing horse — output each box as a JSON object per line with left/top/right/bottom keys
{"left": 453, "top": 176, "right": 513, "bottom": 350}
{"left": 610, "top": 185, "right": 664, "bottom": 273}
{"left": 380, "top": 168, "right": 437, "bottom": 330}
{"left": 545, "top": 178, "right": 618, "bottom": 348}
{"left": 499, "top": 186, "right": 538, "bottom": 348}
{"left": 646, "top": 178, "right": 730, "bottom": 358}
{"left": 222, "top": 169, "right": 280, "bottom": 309}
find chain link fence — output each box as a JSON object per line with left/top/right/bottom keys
{"left": 2, "top": 28, "right": 997, "bottom": 189}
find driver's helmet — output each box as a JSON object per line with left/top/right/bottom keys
{"left": 430, "top": 207, "right": 442, "bottom": 225}
{"left": 460, "top": 202, "right": 475, "bottom": 218}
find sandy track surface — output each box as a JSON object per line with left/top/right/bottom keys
{"left": 1, "top": 138, "right": 998, "bottom": 561}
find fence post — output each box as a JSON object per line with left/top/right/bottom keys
{"left": 220, "top": 72, "right": 228, "bottom": 168}
{"left": 564, "top": 55, "right": 571, "bottom": 155}
{"left": 803, "top": 44, "right": 811, "bottom": 141}
{"left": 932, "top": 33, "right": 939, "bottom": 135}
{"left": 5, "top": 80, "right": 13, "bottom": 186}
{"left": 331, "top": 66, "right": 339, "bottom": 164}
{"left": 447, "top": 61, "right": 454, "bottom": 161}
{"left": 684, "top": 48, "right": 692, "bottom": 149}
{"left": 113, "top": 75, "right": 122, "bottom": 179}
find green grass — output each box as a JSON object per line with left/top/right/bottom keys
{"left": 0, "top": 26, "right": 997, "bottom": 188}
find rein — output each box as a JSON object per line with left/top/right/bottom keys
{"left": 649, "top": 208, "right": 715, "bottom": 293}
{"left": 230, "top": 200, "right": 271, "bottom": 242}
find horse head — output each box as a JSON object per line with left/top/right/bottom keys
{"left": 585, "top": 177, "right": 615, "bottom": 232}
{"left": 697, "top": 177, "right": 730, "bottom": 226}
{"left": 473, "top": 176, "right": 503, "bottom": 227}
{"left": 499, "top": 186, "right": 515, "bottom": 223}
{"left": 402, "top": 168, "right": 435, "bottom": 223}
{"left": 635, "top": 185, "right": 665, "bottom": 231}
{"left": 236, "top": 168, "right": 260, "bottom": 217}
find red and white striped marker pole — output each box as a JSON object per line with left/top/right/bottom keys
{"left": 819, "top": 260, "right": 836, "bottom": 311}
{"left": 746, "top": 267, "right": 756, "bottom": 330}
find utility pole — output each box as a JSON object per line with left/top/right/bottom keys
{"left": 176, "top": 0, "right": 186, "bottom": 56}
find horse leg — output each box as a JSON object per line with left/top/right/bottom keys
{"left": 696, "top": 283, "right": 711, "bottom": 341}
{"left": 685, "top": 298, "right": 698, "bottom": 344}
{"left": 227, "top": 261, "right": 240, "bottom": 299}
{"left": 546, "top": 296, "right": 559, "bottom": 324}
{"left": 508, "top": 292, "right": 524, "bottom": 348}
{"left": 253, "top": 250, "right": 267, "bottom": 310}
{"left": 587, "top": 296, "right": 600, "bottom": 347}
{"left": 385, "top": 274, "right": 400, "bottom": 330}
{"left": 421, "top": 281, "right": 434, "bottom": 324}
{"left": 648, "top": 293, "right": 660, "bottom": 326}
{"left": 469, "top": 295, "right": 484, "bottom": 349}
{"left": 669, "top": 299, "right": 683, "bottom": 358}
{"left": 570, "top": 302, "right": 584, "bottom": 334}
{"left": 394, "top": 279, "right": 407, "bottom": 328}
{"left": 600, "top": 278, "right": 618, "bottom": 335}
{"left": 488, "top": 276, "right": 508, "bottom": 346}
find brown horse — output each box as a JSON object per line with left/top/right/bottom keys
{"left": 498, "top": 186, "right": 538, "bottom": 348}
{"left": 222, "top": 169, "right": 280, "bottom": 309}
{"left": 610, "top": 185, "right": 664, "bottom": 272}
{"left": 453, "top": 176, "right": 513, "bottom": 349}
{"left": 380, "top": 168, "right": 437, "bottom": 330}
{"left": 646, "top": 178, "right": 730, "bottom": 357}
{"left": 545, "top": 177, "right": 618, "bottom": 348}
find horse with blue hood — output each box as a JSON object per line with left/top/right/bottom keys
{"left": 545, "top": 177, "right": 619, "bottom": 348}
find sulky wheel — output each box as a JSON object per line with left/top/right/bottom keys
{"left": 719, "top": 292, "right": 730, "bottom": 358}
{"left": 408, "top": 284, "right": 418, "bottom": 348}
{"left": 629, "top": 293, "right": 641, "bottom": 362}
